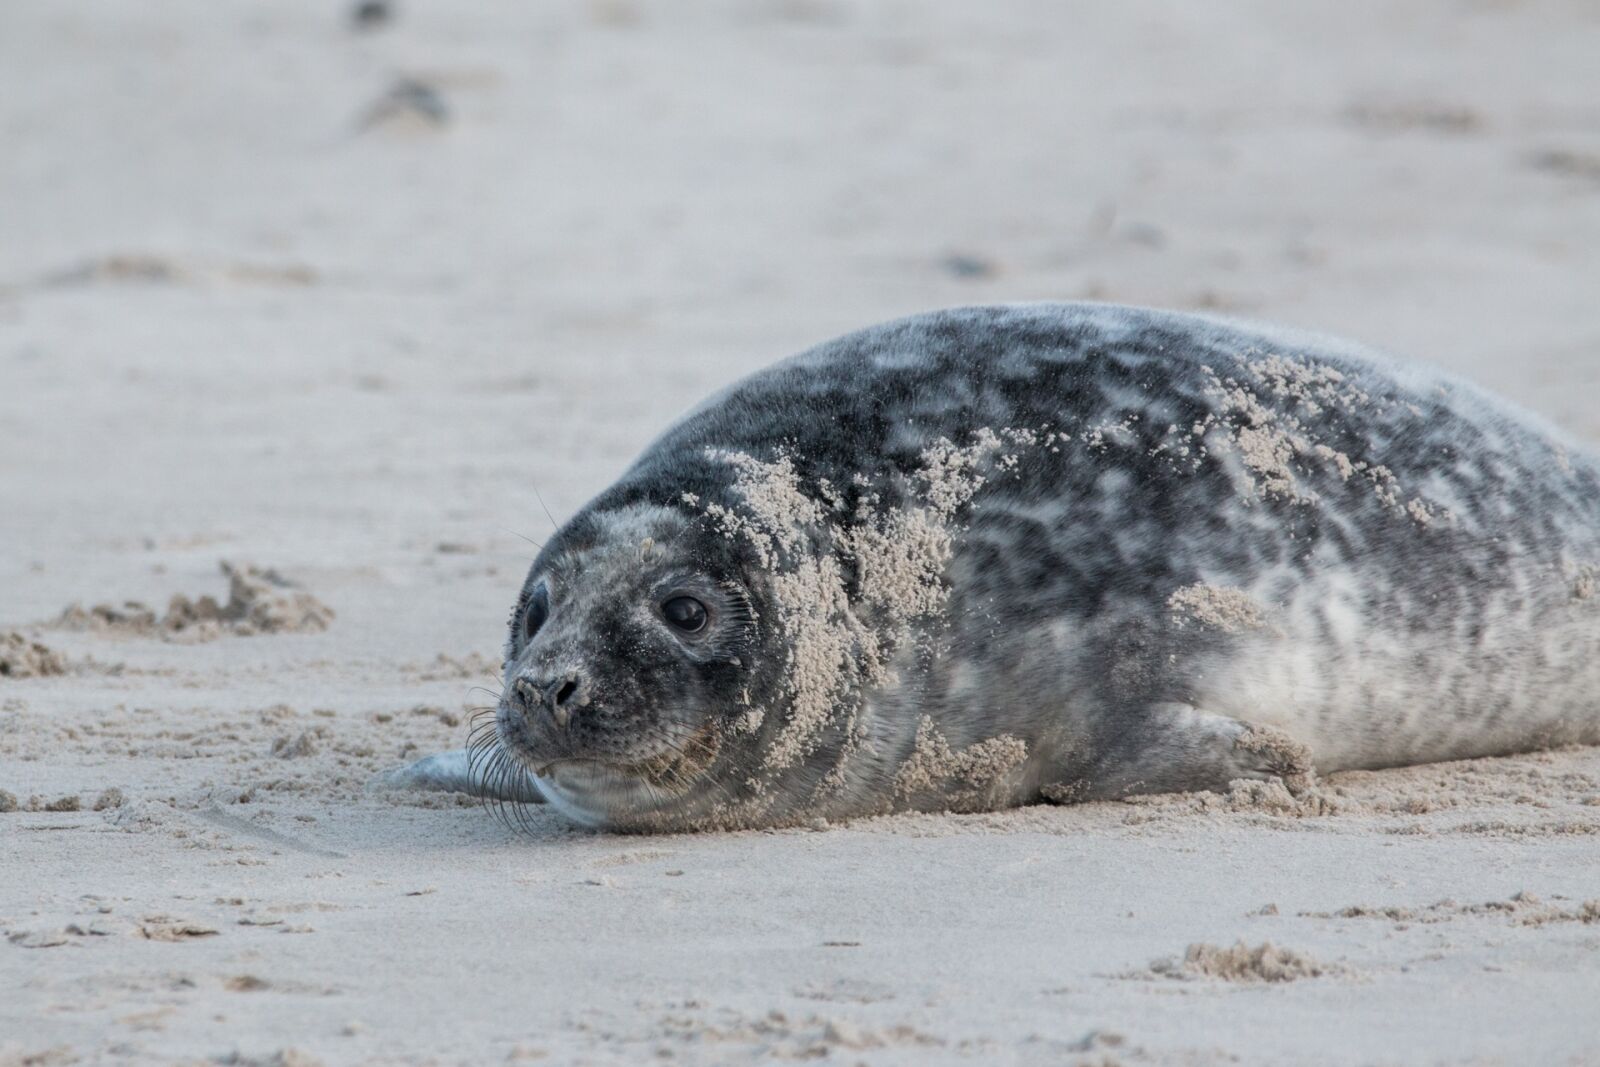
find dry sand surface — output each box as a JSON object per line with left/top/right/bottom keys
{"left": 4, "top": 1, "right": 1600, "bottom": 1064}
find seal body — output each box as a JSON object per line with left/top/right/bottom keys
{"left": 390, "top": 303, "right": 1600, "bottom": 831}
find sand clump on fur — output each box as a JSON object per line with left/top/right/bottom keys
{"left": 1178, "top": 354, "right": 1450, "bottom": 527}
{"left": 1234, "top": 724, "right": 1317, "bottom": 795}
{"left": 1575, "top": 564, "right": 1598, "bottom": 601}
{"left": 892, "top": 716, "right": 1029, "bottom": 810}
{"left": 0, "top": 632, "right": 67, "bottom": 678}
{"left": 700, "top": 430, "right": 1038, "bottom": 793}
{"left": 699, "top": 450, "right": 865, "bottom": 777}
{"left": 1146, "top": 941, "right": 1329, "bottom": 982}
{"left": 1167, "top": 584, "right": 1267, "bottom": 633}
{"left": 56, "top": 561, "right": 333, "bottom": 642}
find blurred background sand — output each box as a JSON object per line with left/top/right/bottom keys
{"left": 2, "top": 2, "right": 1599, "bottom": 1064}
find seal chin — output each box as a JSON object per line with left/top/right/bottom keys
{"left": 531, "top": 759, "right": 687, "bottom": 829}
{"left": 501, "top": 717, "right": 725, "bottom": 829}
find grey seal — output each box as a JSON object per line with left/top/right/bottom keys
{"left": 384, "top": 303, "right": 1600, "bottom": 831}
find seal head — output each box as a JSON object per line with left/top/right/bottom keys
{"left": 489, "top": 502, "right": 776, "bottom": 830}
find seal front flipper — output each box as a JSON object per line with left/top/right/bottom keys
{"left": 1060, "top": 704, "right": 1316, "bottom": 802}
{"left": 372, "top": 749, "right": 546, "bottom": 804}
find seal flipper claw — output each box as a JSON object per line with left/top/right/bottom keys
{"left": 373, "top": 749, "right": 546, "bottom": 804}
{"left": 1230, "top": 722, "right": 1317, "bottom": 796}
{"left": 1071, "top": 704, "right": 1316, "bottom": 801}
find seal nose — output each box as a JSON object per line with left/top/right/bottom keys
{"left": 510, "top": 672, "right": 586, "bottom": 729}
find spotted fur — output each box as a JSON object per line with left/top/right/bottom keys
{"left": 385, "top": 303, "right": 1600, "bottom": 831}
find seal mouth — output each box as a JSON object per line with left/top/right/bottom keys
{"left": 473, "top": 696, "right": 726, "bottom": 828}
{"left": 504, "top": 720, "right": 723, "bottom": 829}
{"left": 518, "top": 721, "right": 721, "bottom": 792}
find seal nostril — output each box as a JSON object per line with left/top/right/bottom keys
{"left": 554, "top": 678, "right": 579, "bottom": 707}
{"left": 512, "top": 678, "right": 538, "bottom": 715}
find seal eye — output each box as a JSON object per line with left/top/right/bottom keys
{"left": 522, "top": 586, "right": 549, "bottom": 642}
{"left": 661, "top": 595, "right": 708, "bottom": 634}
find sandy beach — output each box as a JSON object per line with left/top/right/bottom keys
{"left": 3, "top": 2, "right": 1599, "bottom": 1063}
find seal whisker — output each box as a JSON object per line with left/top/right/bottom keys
{"left": 480, "top": 746, "right": 539, "bottom": 835}
{"left": 640, "top": 731, "right": 738, "bottom": 810}
{"left": 504, "top": 528, "right": 546, "bottom": 552}
{"left": 460, "top": 707, "right": 544, "bottom": 834}
{"left": 532, "top": 486, "right": 559, "bottom": 532}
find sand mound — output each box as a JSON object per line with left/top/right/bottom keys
{"left": 1148, "top": 941, "right": 1329, "bottom": 983}
{"left": 0, "top": 632, "right": 66, "bottom": 678}
{"left": 1305, "top": 891, "right": 1600, "bottom": 928}
{"left": 590, "top": 1003, "right": 945, "bottom": 1060}
{"left": 56, "top": 562, "right": 333, "bottom": 642}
